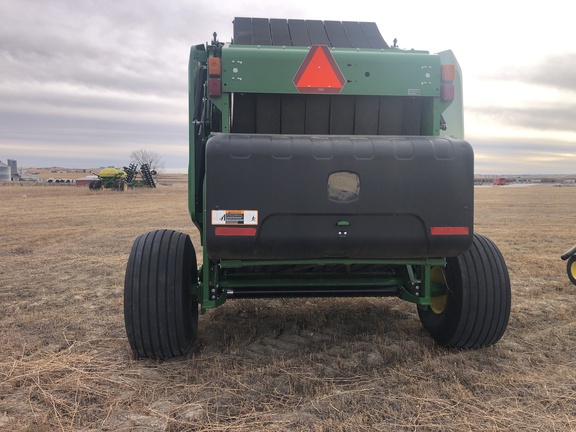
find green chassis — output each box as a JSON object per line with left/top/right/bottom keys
{"left": 196, "top": 254, "right": 448, "bottom": 314}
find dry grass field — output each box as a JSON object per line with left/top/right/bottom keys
{"left": 1, "top": 181, "right": 575, "bottom": 431}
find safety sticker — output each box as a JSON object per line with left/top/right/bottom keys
{"left": 212, "top": 210, "right": 258, "bottom": 225}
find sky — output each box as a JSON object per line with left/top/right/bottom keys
{"left": 1, "top": 0, "right": 575, "bottom": 175}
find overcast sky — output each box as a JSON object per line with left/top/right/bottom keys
{"left": 1, "top": 0, "right": 575, "bottom": 174}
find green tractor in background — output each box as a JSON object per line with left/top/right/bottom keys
{"left": 89, "top": 167, "right": 128, "bottom": 191}
{"left": 89, "top": 163, "right": 157, "bottom": 191}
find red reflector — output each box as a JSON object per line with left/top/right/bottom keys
{"left": 431, "top": 227, "right": 469, "bottom": 236}
{"left": 441, "top": 84, "right": 454, "bottom": 101}
{"left": 209, "top": 77, "right": 221, "bottom": 97}
{"left": 215, "top": 227, "right": 257, "bottom": 236}
{"left": 293, "top": 45, "right": 346, "bottom": 94}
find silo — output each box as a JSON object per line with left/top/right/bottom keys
{"left": 7, "top": 159, "right": 17, "bottom": 180}
{"left": 0, "top": 161, "right": 11, "bottom": 181}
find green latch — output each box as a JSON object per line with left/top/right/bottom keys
{"left": 337, "top": 221, "right": 350, "bottom": 226}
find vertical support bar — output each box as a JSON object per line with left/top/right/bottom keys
{"left": 200, "top": 181, "right": 227, "bottom": 313}
{"left": 399, "top": 259, "right": 445, "bottom": 307}
{"left": 422, "top": 264, "right": 431, "bottom": 306}
{"left": 201, "top": 180, "right": 210, "bottom": 313}
{"left": 210, "top": 93, "right": 230, "bottom": 132}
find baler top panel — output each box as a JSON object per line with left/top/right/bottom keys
{"left": 233, "top": 18, "right": 389, "bottom": 49}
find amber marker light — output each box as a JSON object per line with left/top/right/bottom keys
{"left": 208, "top": 57, "right": 222, "bottom": 76}
{"left": 441, "top": 64, "right": 455, "bottom": 82}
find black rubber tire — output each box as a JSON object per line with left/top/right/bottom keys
{"left": 418, "top": 233, "right": 511, "bottom": 348}
{"left": 124, "top": 229, "right": 199, "bottom": 359}
{"left": 89, "top": 180, "right": 103, "bottom": 190}
{"left": 567, "top": 255, "right": 576, "bottom": 286}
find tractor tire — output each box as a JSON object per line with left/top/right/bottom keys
{"left": 567, "top": 255, "right": 576, "bottom": 286}
{"left": 89, "top": 179, "right": 102, "bottom": 190}
{"left": 418, "top": 233, "right": 511, "bottom": 349}
{"left": 124, "top": 229, "right": 199, "bottom": 359}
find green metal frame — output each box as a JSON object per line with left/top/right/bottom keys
{"left": 188, "top": 39, "right": 458, "bottom": 314}
{"left": 222, "top": 44, "right": 439, "bottom": 96}
{"left": 196, "top": 256, "right": 447, "bottom": 314}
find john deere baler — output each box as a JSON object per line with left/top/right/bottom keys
{"left": 124, "top": 18, "right": 511, "bottom": 359}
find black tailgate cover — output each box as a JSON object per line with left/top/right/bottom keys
{"left": 205, "top": 134, "right": 473, "bottom": 260}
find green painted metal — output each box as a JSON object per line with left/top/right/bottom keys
{"left": 188, "top": 46, "right": 202, "bottom": 231}
{"left": 219, "top": 258, "right": 446, "bottom": 268}
{"left": 196, "top": 256, "right": 447, "bottom": 312}
{"left": 438, "top": 50, "right": 464, "bottom": 139}
{"left": 222, "top": 44, "right": 441, "bottom": 97}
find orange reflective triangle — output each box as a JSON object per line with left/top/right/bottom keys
{"left": 293, "top": 45, "right": 346, "bottom": 94}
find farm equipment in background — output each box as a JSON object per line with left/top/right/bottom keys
{"left": 89, "top": 164, "right": 157, "bottom": 191}
{"left": 124, "top": 18, "right": 512, "bottom": 359}
{"left": 493, "top": 177, "right": 507, "bottom": 186}
{"left": 122, "top": 163, "right": 157, "bottom": 188}
{"left": 561, "top": 245, "right": 576, "bottom": 285}
{"left": 88, "top": 167, "right": 128, "bottom": 191}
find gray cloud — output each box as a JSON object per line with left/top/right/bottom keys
{"left": 483, "top": 52, "right": 576, "bottom": 94}
{"left": 468, "top": 51, "right": 576, "bottom": 135}
{"left": 0, "top": 1, "right": 196, "bottom": 96}
{"left": 471, "top": 138, "right": 576, "bottom": 174}
{"left": 523, "top": 53, "right": 576, "bottom": 92}
{"left": 0, "top": 0, "right": 230, "bottom": 167}
{"left": 467, "top": 103, "right": 576, "bottom": 134}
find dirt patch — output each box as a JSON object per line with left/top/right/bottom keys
{"left": 1, "top": 184, "right": 575, "bottom": 430}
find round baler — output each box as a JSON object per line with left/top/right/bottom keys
{"left": 124, "top": 18, "right": 511, "bottom": 359}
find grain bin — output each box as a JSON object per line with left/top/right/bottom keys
{"left": 0, "top": 161, "right": 11, "bottom": 181}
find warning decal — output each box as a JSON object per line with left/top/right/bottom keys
{"left": 293, "top": 45, "right": 346, "bottom": 94}
{"left": 212, "top": 210, "right": 258, "bottom": 225}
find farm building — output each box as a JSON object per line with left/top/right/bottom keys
{"left": 76, "top": 175, "right": 98, "bottom": 187}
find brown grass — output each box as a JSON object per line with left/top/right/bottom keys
{"left": 1, "top": 182, "right": 575, "bottom": 431}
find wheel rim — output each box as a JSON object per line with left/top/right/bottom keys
{"left": 570, "top": 260, "right": 576, "bottom": 280}
{"left": 430, "top": 266, "right": 447, "bottom": 314}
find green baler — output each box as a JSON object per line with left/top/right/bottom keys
{"left": 124, "top": 18, "right": 510, "bottom": 359}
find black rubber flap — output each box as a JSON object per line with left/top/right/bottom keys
{"left": 205, "top": 134, "right": 473, "bottom": 260}
{"left": 231, "top": 95, "right": 423, "bottom": 135}
{"left": 233, "top": 17, "right": 389, "bottom": 48}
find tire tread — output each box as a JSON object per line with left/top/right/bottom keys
{"left": 124, "top": 229, "right": 198, "bottom": 359}
{"left": 419, "top": 233, "right": 511, "bottom": 349}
